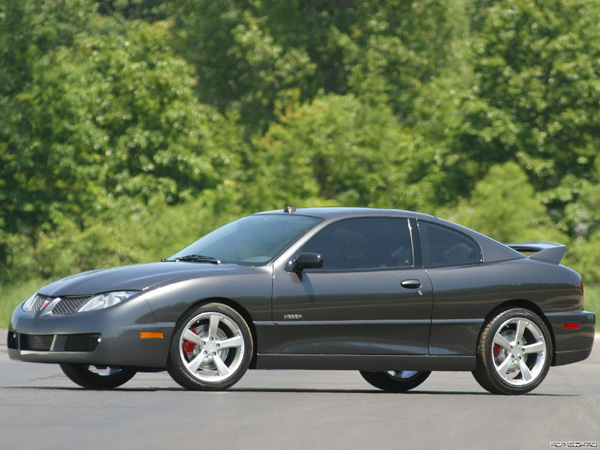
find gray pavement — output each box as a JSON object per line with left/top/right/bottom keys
{"left": 1, "top": 331, "right": 598, "bottom": 450}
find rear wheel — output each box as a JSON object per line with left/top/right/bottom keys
{"left": 472, "top": 308, "right": 553, "bottom": 395}
{"left": 360, "top": 370, "right": 431, "bottom": 392}
{"left": 167, "top": 303, "right": 253, "bottom": 391}
{"left": 60, "top": 364, "right": 136, "bottom": 389}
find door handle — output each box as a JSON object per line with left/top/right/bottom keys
{"left": 401, "top": 279, "right": 422, "bottom": 289}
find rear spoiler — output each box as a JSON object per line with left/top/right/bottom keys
{"left": 505, "top": 242, "right": 566, "bottom": 265}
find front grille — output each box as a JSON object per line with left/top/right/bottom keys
{"left": 24, "top": 295, "right": 92, "bottom": 315}
{"left": 51, "top": 296, "right": 92, "bottom": 315}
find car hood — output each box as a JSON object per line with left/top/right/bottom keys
{"left": 38, "top": 262, "right": 255, "bottom": 297}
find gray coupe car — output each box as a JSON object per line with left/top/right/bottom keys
{"left": 7, "top": 207, "right": 595, "bottom": 394}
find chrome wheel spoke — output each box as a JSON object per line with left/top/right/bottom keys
{"left": 496, "top": 354, "right": 513, "bottom": 376}
{"left": 515, "top": 319, "right": 527, "bottom": 344}
{"left": 186, "top": 351, "right": 210, "bottom": 373}
{"left": 518, "top": 359, "right": 533, "bottom": 382}
{"left": 183, "top": 329, "right": 205, "bottom": 346}
{"left": 212, "top": 354, "right": 230, "bottom": 377}
{"left": 207, "top": 314, "right": 221, "bottom": 339}
{"left": 218, "top": 335, "right": 243, "bottom": 350}
{"left": 493, "top": 333, "right": 512, "bottom": 350}
{"left": 523, "top": 341, "right": 545, "bottom": 355}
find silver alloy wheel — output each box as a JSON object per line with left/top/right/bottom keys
{"left": 491, "top": 317, "right": 547, "bottom": 386}
{"left": 388, "top": 370, "right": 420, "bottom": 379}
{"left": 88, "top": 366, "right": 124, "bottom": 377}
{"left": 178, "top": 311, "right": 245, "bottom": 383}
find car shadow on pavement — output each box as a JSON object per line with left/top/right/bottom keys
{"left": 2, "top": 385, "right": 573, "bottom": 396}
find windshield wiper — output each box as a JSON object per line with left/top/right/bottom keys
{"left": 161, "top": 255, "right": 221, "bottom": 264}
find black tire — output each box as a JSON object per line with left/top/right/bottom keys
{"left": 360, "top": 370, "right": 431, "bottom": 392}
{"left": 60, "top": 364, "right": 136, "bottom": 389}
{"left": 472, "top": 308, "right": 553, "bottom": 395}
{"left": 167, "top": 303, "right": 253, "bottom": 391}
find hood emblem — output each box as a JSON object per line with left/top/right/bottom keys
{"left": 40, "top": 298, "right": 57, "bottom": 310}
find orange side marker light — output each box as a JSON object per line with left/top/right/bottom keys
{"left": 139, "top": 331, "right": 164, "bottom": 339}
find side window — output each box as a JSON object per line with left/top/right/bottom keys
{"left": 301, "top": 217, "right": 413, "bottom": 270}
{"left": 418, "top": 221, "right": 481, "bottom": 267}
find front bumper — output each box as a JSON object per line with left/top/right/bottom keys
{"left": 7, "top": 296, "right": 175, "bottom": 369}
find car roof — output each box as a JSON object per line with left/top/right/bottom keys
{"left": 257, "top": 206, "right": 435, "bottom": 221}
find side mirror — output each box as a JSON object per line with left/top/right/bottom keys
{"left": 287, "top": 253, "right": 323, "bottom": 273}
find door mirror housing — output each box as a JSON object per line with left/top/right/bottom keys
{"left": 287, "top": 253, "right": 323, "bottom": 273}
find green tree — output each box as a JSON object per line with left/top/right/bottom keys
{"left": 471, "top": 0, "right": 600, "bottom": 201}
{"left": 169, "top": 1, "right": 316, "bottom": 133}
{"left": 410, "top": 0, "right": 600, "bottom": 218}
{"left": 0, "top": 0, "right": 101, "bottom": 263}
{"left": 250, "top": 94, "right": 421, "bottom": 210}
{"left": 168, "top": 0, "right": 469, "bottom": 132}
{"left": 444, "top": 162, "right": 567, "bottom": 243}
{"left": 0, "top": 13, "right": 241, "bottom": 270}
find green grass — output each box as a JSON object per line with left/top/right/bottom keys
{"left": 1, "top": 278, "right": 49, "bottom": 328}
{"left": 584, "top": 285, "right": 600, "bottom": 332}
{"left": 1, "top": 279, "right": 599, "bottom": 331}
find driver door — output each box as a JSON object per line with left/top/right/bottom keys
{"left": 271, "top": 217, "right": 433, "bottom": 355}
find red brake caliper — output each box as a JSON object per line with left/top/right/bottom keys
{"left": 493, "top": 344, "right": 502, "bottom": 358}
{"left": 183, "top": 327, "right": 198, "bottom": 356}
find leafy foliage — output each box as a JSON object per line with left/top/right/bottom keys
{"left": 251, "top": 94, "right": 421, "bottom": 209}
{"left": 1, "top": 0, "right": 600, "bottom": 292}
{"left": 443, "top": 162, "right": 567, "bottom": 243}
{"left": 471, "top": 0, "right": 600, "bottom": 198}
{"left": 1, "top": 13, "right": 239, "bottom": 233}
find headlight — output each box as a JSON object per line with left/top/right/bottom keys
{"left": 78, "top": 291, "right": 137, "bottom": 312}
{"left": 22, "top": 293, "right": 40, "bottom": 312}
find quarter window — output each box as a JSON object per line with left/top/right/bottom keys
{"left": 418, "top": 221, "right": 481, "bottom": 267}
{"left": 301, "top": 218, "right": 414, "bottom": 270}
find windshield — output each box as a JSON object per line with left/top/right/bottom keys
{"left": 170, "top": 214, "right": 321, "bottom": 265}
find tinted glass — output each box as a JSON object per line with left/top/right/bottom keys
{"left": 171, "top": 214, "right": 320, "bottom": 265}
{"left": 301, "top": 217, "right": 413, "bottom": 270}
{"left": 418, "top": 221, "right": 480, "bottom": 267}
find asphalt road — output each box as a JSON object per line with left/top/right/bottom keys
{"left": 1, "top": 332, "right": 598, "bottom": 450}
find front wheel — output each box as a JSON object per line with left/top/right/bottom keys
{"left": 360, "top": 370, "right": 431, "bottom": 392}
{"left": 167, "top": 303, "right": 253, "bottom": 391}
{"left": 60, "top": 364, "right": 136, "bottom": 389}
{"left": 472, "top": 308, "right": 553, "bottom": 395}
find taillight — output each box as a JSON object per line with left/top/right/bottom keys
{"left": 580, "top": 280, "right": 584, "bottom": 294}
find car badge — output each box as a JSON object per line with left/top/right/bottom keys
{"left": 283, "top": 314, "right": 303, "bottom": 320}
